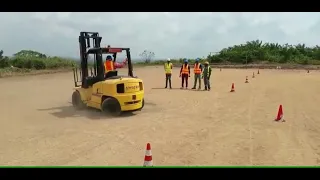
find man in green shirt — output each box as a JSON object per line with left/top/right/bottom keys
{"left": 202, "top": 61, "right": 212, "bottom": 91}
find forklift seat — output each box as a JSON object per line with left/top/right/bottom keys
{"left": 105, "top": 70, "right": 118, "bottom": 79}
{"left": 83, "top": 76, "right": 101, "bottom": 88}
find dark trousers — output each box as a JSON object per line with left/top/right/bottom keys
{"left": 204, "top": 76, "right": 211, "bottom": 90}
{"left": 165, "top": 73, "right": 172, "bottom": 88}
{"left": 181, "top": 74, "right": 189, "bottom": 87}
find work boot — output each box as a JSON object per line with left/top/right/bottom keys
{"left": 204, "top": 86, "right": 207, "bottom": 91}
{"left": 191, "top": 87, "right": 196, "bottom": 89}
{"left": 165, "top": 86, "right": 167, "bottom": 89}
{"left": 198, "top": 87, "right": 201, "bottom": 90}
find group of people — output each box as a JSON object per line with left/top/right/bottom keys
{"left": 103, "top": 55, "right": 212, "bottom": 91}
{"left": 164, "top": 58, "right": 212, "bottom": 91}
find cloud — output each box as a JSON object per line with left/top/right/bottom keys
{"left": 0, "top": 12, "right": 320, "bottom": 59}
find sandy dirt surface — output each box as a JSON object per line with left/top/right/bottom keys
{"left": 1, "top": 67, "right": 320, "bottom": 166}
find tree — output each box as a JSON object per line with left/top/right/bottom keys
{"left": 139, "top": 50, "right": 155, "bottom": 63}
{"left": 0, "top": 50, "right": 3, "bottom": 59}
{"left": 0, "top": 50, "right": 10, "bottom": 68}
{"left": 14, "top": 50, "right": 47, "bottom": 58}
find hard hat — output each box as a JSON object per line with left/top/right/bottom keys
{"left": 184, "top": 59, "right": 188, "bottom": 63}
{"left": 167, "top": 58, "right": 171, "bottom": 61}
{"left": 205, "top": 61, "right": 209, "bottom": 65}
{"left": 106, "top": 55, "right": 112, "bottom": 60}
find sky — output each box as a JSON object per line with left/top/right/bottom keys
{"left": 1, "top": 12, "right": 320, "bottom": 60}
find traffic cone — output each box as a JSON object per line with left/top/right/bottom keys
{"left": 230, "top": 83, "right": 235, "bottom": 92}
{"left": 143, "top": 143, "right": 153, "bottom": 166}
{"left": 275, "top": 105, "right": 285, "bottom": 122}
{"left": 258, "top": 69, "right": 260, "bottom": 74}
{"left": 245, "top": 76, "right": 249, "bottom": 83}
{"left": 252, "top": 72, "right": 255, "bottom": 78}
{"left": 307, "top": 70, "right": 310, "bottom": 73}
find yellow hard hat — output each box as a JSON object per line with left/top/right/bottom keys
{"left": 205, "top": 61, "right": 209, "bottom": 64}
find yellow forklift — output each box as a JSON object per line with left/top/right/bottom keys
{"left": 72, "top": 31, "right": 144, "bottom": 116}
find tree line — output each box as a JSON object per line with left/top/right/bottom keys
{"left": 2, "top": 39, "right": 320, "bottom": 71}
{"left": 0, "top": 50, "right": 75, "bottom": 69}
{"left": 207, "top": 40, "right": 320, "bottom": 65}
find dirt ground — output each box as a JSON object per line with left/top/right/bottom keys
{"left": 1, "top": 66, "right": 320, "bottom": 166}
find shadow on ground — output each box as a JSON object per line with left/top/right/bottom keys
{"left": 38, "top": 103, "right": 137, "bottom": 120}
{"left": 151, "top": 87, "right": 183, "bottom": 90}
{"left": 151, "top": 87, "right": 205, "bottom": 92}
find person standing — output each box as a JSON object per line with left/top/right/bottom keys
{"left": 202, "top": 61, "right": 212, "bottom": 91}
{"left": 192, "top": 58, "right": 202, "bottom": 90}
{"left": 179, "top": 59, "right": 190, "bottom": 89}
{"left": 164, "top": 58, "right": 173, "bottom": 89}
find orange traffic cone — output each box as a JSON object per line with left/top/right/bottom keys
{"left": 275, "top": 105, "right": 285, "bottom": 122}
{"left": 258, "top": 69, "right": 260, "bottom": 74}
{"left": 245, "top": 76, "right": 249, "bottom": 83}
{"left": 252, "top": 72, "right": 255, "bottom": 78}
{"left": 143, "top": 143, "right": 153, "bottom": 166}
{"left": 230, "top": 83, "right": 235, "bottom": 92}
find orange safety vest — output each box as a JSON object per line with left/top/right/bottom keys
{"left": 194, "top": 63, "right": 201, "bottom": 74}
{"left": 104, "top": 60, "right": 114, "bottom": 72}
{"left": 181, "top": 64, "right": 189, "bottom": 75}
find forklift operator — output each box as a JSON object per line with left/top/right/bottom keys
{"left": 104, "top": 55, "right": 128, "bottom": 74}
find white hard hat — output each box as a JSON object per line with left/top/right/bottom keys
{"left": 167, "top": 58, "right": 171, "bottom": 61}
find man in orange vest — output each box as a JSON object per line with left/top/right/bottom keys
{"left": 104, "top": 55, "right": 127, "bottom": 74}
{"left": 192, "top": 58, "right": 203, "bottom": 90}
{"left": 179, "top": 59, "right": 190, "bottom": 89}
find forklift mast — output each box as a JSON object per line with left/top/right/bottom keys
{"left": 79, "top": 32, "right": 104, "bottom": 87}
{"left": 75, "top": 31, "right": 135, "bottom": 88}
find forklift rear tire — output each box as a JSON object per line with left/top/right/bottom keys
{"left": 101, "top": 97, "right": 122, "bottom": 116}
{"left": 138, "top": 98, "right": 144, "bottom": 111}
{"left": 72, "top": 91, "right": 86, "bottom": 110}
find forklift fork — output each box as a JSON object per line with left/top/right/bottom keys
{"left": 73, "top": 66, "right": 82, "bottom": 87}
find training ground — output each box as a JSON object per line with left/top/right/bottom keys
{"left": 0, "top": 66, "right": 320, "bottom": 166}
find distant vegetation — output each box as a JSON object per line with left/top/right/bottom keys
{"left": 139, "top": 50, "right": 155, "bottom": 63}
{"left": 0, "top": 50, "right": 76, "bottom": 77}
{"left": 136, "top": 40, "right": 320, "bottom": 65}
{"left": 0, "top": 50, "right": 76, "bottom": 70}
{"left": 207, "top": 40, "right": 320, "bottom": 65}
{"left": 1, "top": 40, "right": 320, "bottom": 77}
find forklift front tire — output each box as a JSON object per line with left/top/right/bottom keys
{"left": 72, "top": 91, "right": 86, "bottom": 110}
{"left": 101, "top": 97, "right": 122, "bottom": 116}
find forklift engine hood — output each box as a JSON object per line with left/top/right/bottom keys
{"left": 106, "top": 75, "right": 138, "bottom": 80}
{"left": 104, "top": 76, "right": 143, "bottom": 93}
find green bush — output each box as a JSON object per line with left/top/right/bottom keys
{"left": 0, "top": 57, "right": 10, "bottom": 68}
{"left": 10, "top": 57, "right": 76, "bottom": 69}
